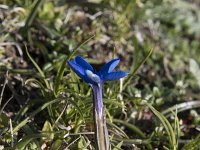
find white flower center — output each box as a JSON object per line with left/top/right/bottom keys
{"left": 85, "top": 70, "right": 100, "bottom": 83}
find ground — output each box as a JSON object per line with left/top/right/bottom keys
{"left": 1, "top": 0, "right": 200, "bottom": 149}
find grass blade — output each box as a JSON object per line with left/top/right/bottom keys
{"left": 145, "top": 102, "right": 177, "bottom": 150}
{"left": 123, "top": 48, "right": 153, "bottom": 90}
{"left": 14, "top": 133, "right": 47, "bottom": 149}
{"left": 13, "top": 98, "right": 63, "bottom": 134}
{"left": 67, "top": 34, "right": 95, "bottom": 60}
{"left": 25, "top": 78, "right": 47, "bottom": 97}
{"left": 54, "top": 57, "right": 67, "bottom": 96}
{"left": 25, "top": 46, "right": 50, "bottom": 89}
{"left": 22, "top": 0, "right": 45, "bottom": 31}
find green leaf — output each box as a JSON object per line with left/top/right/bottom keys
{"left": 78, "top": 136, "right": 86, "bottom": 149}
{"left": 0, "top": 113, "right": 9, "bottom": 128}
{"left": 39, "top": 2, "right": 55, "bottom": 20}
{"left": 42, "top": 120, "right": 54, "bottom": 141}
{"left": 113, "top": 141, "right": 123, "bottom": 150}
{"left": 189, "top": 59, "right": 200, "bottom": 87}
{"left": 50, "top": 139, "right": 62, "bottom": 150}
{"left": 14, "top": 133, "right": 46, "bottom": 149}
{"left": 182, "top": 134, "right": 200, "bottom": 150}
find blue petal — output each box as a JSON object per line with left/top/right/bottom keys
{"left": 74, "top": 56, "right": 94, "bottom": 71}
{"left": 67, "top": 60, "right": 86, "bottom": 79}
{"left": 67, "top": 60, "right": 95, "bottom": 84}
{"left": 99, "top": 58, "right": 120, "bottom": 75}
{"left": 103, "top": 71, "right": 128, "bottom": 81}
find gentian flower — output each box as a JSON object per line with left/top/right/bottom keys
{"left": 67, "top": 56, "right": 128, "bottom": 150}
{"left": 67, "top": 56, "right": 128, "bottom": 85}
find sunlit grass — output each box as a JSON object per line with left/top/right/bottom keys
{"left": 1, "top": 0, "right": 200, "bottom": 149}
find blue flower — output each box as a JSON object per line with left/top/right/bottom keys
{"left": 67, "top": 56, "right": 128, "bottom": 85}
{"left": 67, "top": 56, "right": 128, "bottom": 149}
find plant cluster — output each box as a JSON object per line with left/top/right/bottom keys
{"left": 0, "top": 0, "right": 200, "bottom": 149}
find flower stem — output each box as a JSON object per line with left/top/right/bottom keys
{"left": 91, "top": 83, "right": 110, "bottom": 150}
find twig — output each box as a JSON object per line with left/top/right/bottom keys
{"left": 9, "top": 119, "right": 14, "bottom": 147}
{"left": 65, "top": 135, "right": 81, "bottom": 149}
{"left": 53, "top": 103, "right": 68, "bottom": 129}
{"left": 0, "top": 95, "right": 13, "bottom": 115}
{"left": 162, "top": 100, "right": 200, "bottom": 117}
{"left": 0, "top": 71, "right": 8, "bottom": 107}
